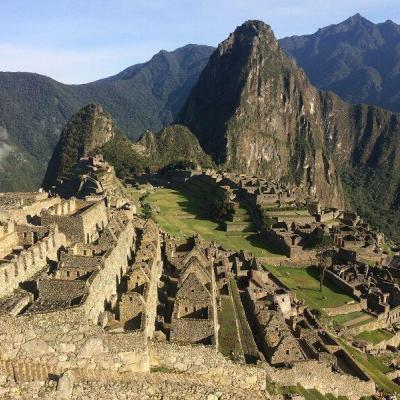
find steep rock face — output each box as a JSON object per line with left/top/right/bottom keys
{"left": 178, "top": 21, "right": 343, "bottom": 207}
{"left": 134, "top": 125, "right": 212, "bottom": 168}
{"left": 280, "top": 14, "right": 400, "bottom": 113}
{"left": 43, "top": 104, "right": 120, "bottom": 188}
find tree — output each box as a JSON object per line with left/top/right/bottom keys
{"left": 317, "top": 249, "right": 335, "bottom": 292}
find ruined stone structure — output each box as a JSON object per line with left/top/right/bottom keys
{"left": 327, "top": 261, "right": 400, "bottom": 328}
{"left": 0, "top": 181, "right": 380, "bottom": 399}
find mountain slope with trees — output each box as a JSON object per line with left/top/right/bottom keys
{"left": 0, "top": 44, "right": 213, "bottom": 191}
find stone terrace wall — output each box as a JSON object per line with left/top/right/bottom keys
{"left": 82, "top": 220, "right": 135, "bottom": 323}
{"left": 323, "top": 299, "right": 367, "bottom": 317}
{"left": 265, "top": 360, "right": 375, "bottom": 400}
{"left": 325, "top": 269, "right": 362, "bottom": 298}
{"left": 0, "top": 225, "right": 66, "bottom": 298}
{"left": 149, "top": 342, "right": 267, "bottom": 393}
{"left": 0, "top": 307, "right": 149, "bottom": 379}
{"left": 0, "top": 196, "right": 61, "bottom": 224}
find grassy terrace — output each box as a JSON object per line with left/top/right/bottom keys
{"left": 265, "top": 265, "right": 355, "bottom": 310}
{"left": 355, "top": 329, "right": 394, "bottom": 345}
{"left": 143, "top": 187, "right": 280, "bottom": 257}
{"left": 331, "top": 311, "right": 367, "bottom": 326}
{"left": 218, "top": 296, "right": 242, "bottom": 358}
{"left": 337, "top": 338, "right": 400, "bottom": 394}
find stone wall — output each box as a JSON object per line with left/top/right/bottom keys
{"left": 0, "top": 225, "right": 18, "bottom": 259}
{"left": 265, "top": 360, "right": 375, "bottom": 400}
{"left": 149, "top": 342, "right": 267, "bottom": 393}
{"left": 41, "top": 199, "right": 108, "bottom": 244}
{"left": 0, "top": 196, "right": 61, "bottom": 225}
{"left": 82, "top": 220, "right": 135, "bottom": 323}
{"left": 323, "top": 299, "right": 367, "bottom": 317}
{"left": 0, "top": 306, "right": 149, "bottom": 379}
{"left": 0, "top": 225, "right": 66, "bottom": 298}
{"left": 325, "top": 269, "right": 361, "bottom": 298}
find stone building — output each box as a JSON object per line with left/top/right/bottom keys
{"left": 41, "top": 198, "right": 109, "bottom": 244}
{"left": 169, "top": 246, "right": 219, "bottom": 347}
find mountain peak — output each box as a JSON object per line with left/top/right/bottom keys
{"left": 233, "top": 20, "right": 276, "bottom": 43}
{"left": 178, "top": 20, "right": 344, "bottom": 207}
{"left": 43, "top": 103, "right": 119, "bottom": 188}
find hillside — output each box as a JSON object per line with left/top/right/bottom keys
{"left": 43, "top": 104, "right": 211, "bottom": 189}
{"left": 177, "top": 20, "right": 400, "bottom": 240}
{"left": 134, "top": 124, "right": 212, "bottom": 169}
{"left": 0, "top": 44, "right": 214, "bottom": 191}
{"left": 280, "top": 14, "right": 400, "bottom": 112}
{"left": 178, "top": 20, "right": 344, "bottom": 208}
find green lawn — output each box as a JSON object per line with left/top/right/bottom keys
{"left": 331, "top": 311, "right": 367, "bottom": 326}
{"left": 218, "top": 296, "right": 242, "bottom": 358}
{"left": 143, "top": 187, "right": 280, "bottom": 257}
{"left": 265, "top": 265, "right": 356, "bottom": 310}
{"left": 356, "top": 329, "right": 394, "bottom": 345}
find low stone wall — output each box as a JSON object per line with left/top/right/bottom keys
{"left": 265, "top": 360, "right": 375, "bottom": 400}
{"left": 325, "top": 269, "right": 361, "bottom": 298}
{"left": 0, "top": 225, "right": 66, "bottom": 298}
{"left": 348, "top": 318, "right": 386, "bottom": 335}
{"left": 323, "top": 299, "right": 367, "bottom": 317}
{"left": 0, "top": 306, "right": 149, "bottom": 380}
{"left": 149, "top": 342, "right": 267, "bottom": 393}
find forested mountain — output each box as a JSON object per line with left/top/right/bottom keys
{"left": 0, "top": 44, "right": 213, "bottom": 191}
{"left": 178, "top": 20, "right": 400, "bottom": 239}
{"left": 280, "top": 14, "right": 400, "bottom": 112}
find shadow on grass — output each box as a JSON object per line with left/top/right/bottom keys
{"left": 305, "top": 266, "right": 356, "bottom": 297}
{"left": 246, "top": 233, "right": 284, "bottom": 256}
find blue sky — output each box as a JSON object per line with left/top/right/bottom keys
{"left": 0, "top": 0, "right": 398, "bottom": 84}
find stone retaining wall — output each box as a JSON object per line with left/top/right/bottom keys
{"left": 323, "top": 299, "right": 367, "bottom": 317}
{"left": 265, "top": 360, "right": 375, "bottom": 400}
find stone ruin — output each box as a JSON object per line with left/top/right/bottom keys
{"left": 0, "top": 181, "right": 379, "bottom": 399}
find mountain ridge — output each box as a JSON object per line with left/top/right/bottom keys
{"left": 178, "top": 19, "right": 400, "bottom": 238}
{"left": 0, "top": 44, "right": 214, "bottom": 191}
{"left": 279, "top": 14, "right": 400, "bottom": 112}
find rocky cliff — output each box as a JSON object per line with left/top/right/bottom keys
{"left": 44, "top": 106, "right": 212, "bottom": 189}
{"left": 178, "top": 20, "right": 400, "bottom": 238}
{"left": 43, "top": 103, "right": 123, "bottom": 188}
{"left": 178, "top": 21, "right": 343, "bottom": 207}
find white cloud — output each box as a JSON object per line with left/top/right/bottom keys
{"left": 0, "top": 126, "right": 9, "bottom": 141}
{"left": 0, "top": 126, "right": 13, "bottom": 162}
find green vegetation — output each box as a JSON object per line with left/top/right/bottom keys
{"left": 337, "top": 338, "right": 400, "bottom": 394}
{"left": 137, "top": 125, "right": 213, "bottom": 170}
{"left": 331, "top": 311, "right": 367, "bottom": 326}
{"left": 265, "top": 265, "right": 355, "bottom": 310}
{"left": 355, "top": 329, "right": 394, "bottom": 345}
{"left": 143, "top": 187, "right": 279, "bottom": 257}
{"left": 101, "top": 133, "right": 145, "bottom": 178}
{"left": 265, "top": 382, "right": 349, "bottom": 400}
{"left": 341, "top": 166, "right": 400, "bottom": 241}
{"left": 0, "top": 45, "right": 213, "bottom": 191}
{"left": 218, "top": 296, "right": 242, "bottom": 358}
